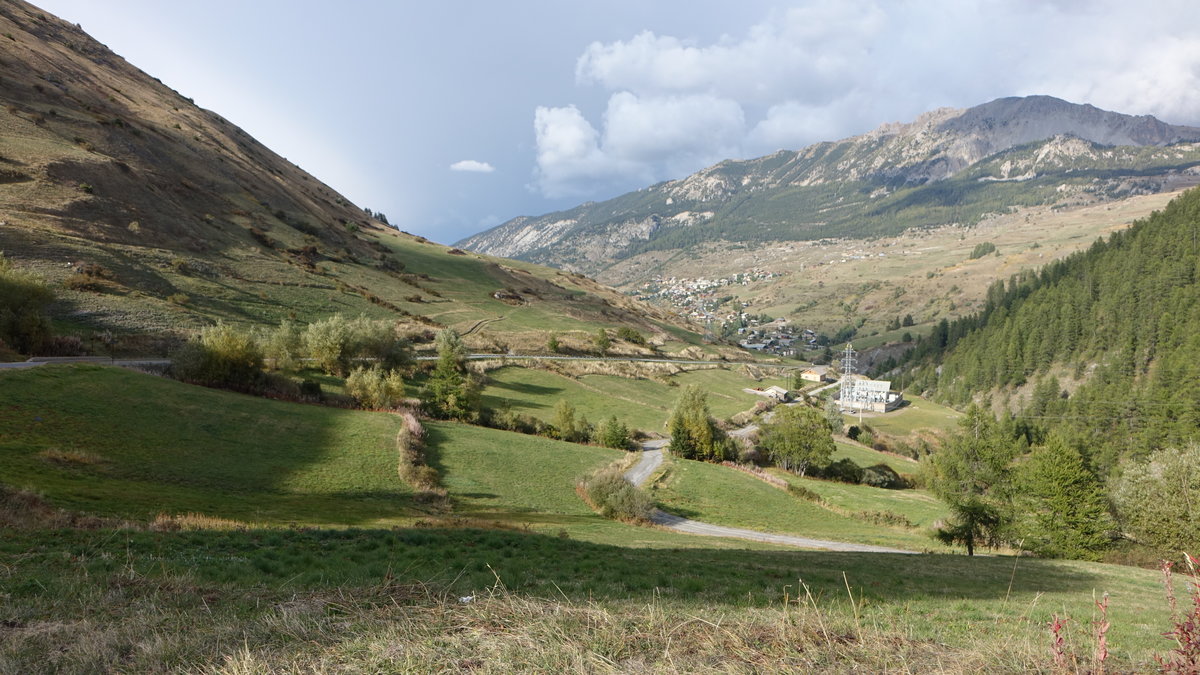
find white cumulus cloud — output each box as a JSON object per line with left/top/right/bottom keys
{"left": 450, "top": 159, "right": 495, "bottom": 173}
{"left": 532, "top": 0, "right": 1200, "bottom": 200}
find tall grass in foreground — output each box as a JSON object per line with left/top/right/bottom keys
{"left": 0, "top": 568, "right": 1046, "bottom": 673}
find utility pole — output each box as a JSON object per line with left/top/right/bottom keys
{"left": 838, "top": 343, "right": 857, "bottom": 413}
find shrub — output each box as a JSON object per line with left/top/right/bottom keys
{"left": 1113, "top": 445, "right": 1200, "bottom": 552}
{"left": 860, "top": 463, "right": 904, "bottom": 489}
{"left": 968, "top": 241, "right": 997, "bottom": 259}
{"left": 0, "top": 253, "right": 54, "bottom": 354}
{"left": 785, "top": 482, "right": 825, "bottom": 504}
{"left": 616, "top": 326, "right": 646, "bottom": 345}
{"left": 171, "top": 322, "right": 263, "bottom": 389}
{"left": 854, "top": 509, "right": 914, "bottom": 528}
{"left": 578, "top": 468, "right": 653, "bottom": 521}
{"left": 345, "top": 365, "right": 405, "bottom": 409}
{"left": 819, "top": 458, "right": 864, "bottom": 484}
{"left": 298, "top": 378, "right": 323, "bottom": 401}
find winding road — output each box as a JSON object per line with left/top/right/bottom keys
{"left": 624, "top": 444, "right": 915, "bottom": 554}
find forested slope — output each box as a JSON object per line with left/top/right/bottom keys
{"left": 907, "top": 187, "right": 1200, "bottom": 473}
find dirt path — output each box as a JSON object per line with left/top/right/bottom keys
{"left": 624, "top": 444, "right": 915, "bottom": 554}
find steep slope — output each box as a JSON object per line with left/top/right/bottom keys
{"left": 905, "top": 187, "right": 1200, "bottom": 473}
{"left": 460, "top": 96, "right": 1200, "bottom": 277}
{"left": 0, "top": 1, "right": 698, "bottom": 351}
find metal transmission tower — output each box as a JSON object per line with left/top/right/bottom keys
{"left": 838, "top": 343, "right": 857, "bottom": 407}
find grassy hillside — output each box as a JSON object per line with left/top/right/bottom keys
{"left": 910, "top": 186, "right": 1200, "bottom": 473}
{"left": 0, "top": 1, "right": 709, "bottom": 357}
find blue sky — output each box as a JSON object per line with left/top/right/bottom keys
{"left": 34, "top": 1, "right": 1200, "bottom": 244}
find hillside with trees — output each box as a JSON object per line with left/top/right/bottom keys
{"left": 903, "top": 187, "right": 1200, "bottom": 555}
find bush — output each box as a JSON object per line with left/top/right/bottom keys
{"left": 0, "top": 254, "right": 53, "bottom": 353}
{"left": 853, "top": 509, "right": 914, "bottom": 528}
{"left": 616, "top": 326, "right": 646, "bottom": 345}
{"left": 1113, "top": 445, "right": 1200, "bottom": 552}
{"left": 819, "top": 458, "right": 864, "bottom": 484}
{"left": 578, "top": 468, "right": 653, "bottom": 521}
{"left": 298, "top": 378, "right": 323, "bottom": 401}
{"left": 860, "top": 463, "right": 904, "bottom": 489}
{"left": 171, "top": 323, "right": 263, "bottom": 389}
{"left": 785, "top": 482, "right": 825, "bottom": 504}
{"left": 345, "top": 365, "right": 405, "bottom": 409}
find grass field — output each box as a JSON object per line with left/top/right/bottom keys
{"left": 650, "top": 453, "right": 942, "bottom": 552}
{"left": 0, "top": 363, "right": 415, "bottom": 526}
{"left": 1, "top": 523, "right": 1182, "bottom": 671}
{"left": 0, "top": 364, "right": 1189, "bottom": 670}
{"left": 769, "top": 469, "right": 950, "bottom": 529}
{"left": 852, "top": 395, "right": 963, "bottom": 438}
{"left": 832, "top": 440, "right": 923, "bottom": 474}
{"left": 480, "top": 365, "right": 792, "bottom": 433}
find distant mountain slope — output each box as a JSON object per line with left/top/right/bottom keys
{"left": 906, "top": 186, "right": 1200, "bottom": 472}
{"left": 0, "top": 0, "right": 698, "bottom": 351}
{"left": 460, "top": 96, "right": 1200, "bottom": 276}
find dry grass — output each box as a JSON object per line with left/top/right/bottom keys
{"left": 37, "top": 447, "right": 106, "bottom": 466}
{"left": 0, "top": 572, "right": 1048, "bottom": 674}
{"left": 151, "top": 512, "right": 256, "bottom": 531}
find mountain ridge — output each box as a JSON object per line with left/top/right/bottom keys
{"left": 460, "top": 96, "right": 1200, "bottom": 276}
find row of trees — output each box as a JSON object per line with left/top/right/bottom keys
{"left": 171, "top": 315, "right": 414, "bottom": 409}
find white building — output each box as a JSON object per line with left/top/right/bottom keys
{"left": 839, "top": 377, "right": 903, "bottom": 413}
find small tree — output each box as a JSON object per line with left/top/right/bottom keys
{"left": 928, "top": 405, "right": 1019, "bottom": 555}
{"left": 1015, "top": 436, "right": 1114, "bottom": 559}
{"left": 421, "top": 329, "right": 479, "bottom": 421}
{"left": 260, "top": 319, "right": 304, "bottom": 372}
{"left": 933, "top": 497, "right": 1005, "bottom": 557}
{"left": 172, "top": 322, "right": 263, "bottom": 389}
{"left": 824, "top": 396, "right": 844, "bottom": 435}
{"left": 667, "top": 385, "right": 734, "bottom": 462}
{"left": 553, "top": 399, "right": 581, "bottom": 442}
{"left": 758, "top": 405, "right": 835, "bottom": 476}
{"left": 596, "top": 415, "right": 631, "bottom": 449}
{"left": 304, "top": 314, "right": 352, "bottom": 375}
{"left": 594, "top": 328, "right": 611, "bottom": 356}
{"left": 547, "top": 334, "right": 561, "bottom": 354}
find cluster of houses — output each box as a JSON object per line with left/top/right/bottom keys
{"left": 632, "top": 270, "right": 781, "bottom": 324}
{"left": 736, "top": 319, "right": 822, "bottom": 357}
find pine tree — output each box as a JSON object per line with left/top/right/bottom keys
{"left": 928, "top": 405, "right": 1019, "bottom": 555}
{"left": 422, "top": 329, "right": 479, "bottom": 421}
{"left": 1015, "top": 436, "right": 1114, "bottom": 559}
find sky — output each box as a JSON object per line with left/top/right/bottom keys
{"left": 32, "top": 0, "right": 1200, "bottom": 244}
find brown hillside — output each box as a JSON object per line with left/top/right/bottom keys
{"left": 0, "top": 1, "right": 701, "bottom": 350}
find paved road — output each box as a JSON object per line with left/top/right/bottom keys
{"left": 0, "top": 357, "right": 171, "bottom": 370}
{"left": 415, "top": 353, "right": 807, "bottom": 369}
{"left": 624, "top": 445, "right": 915, "bottom": 554}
